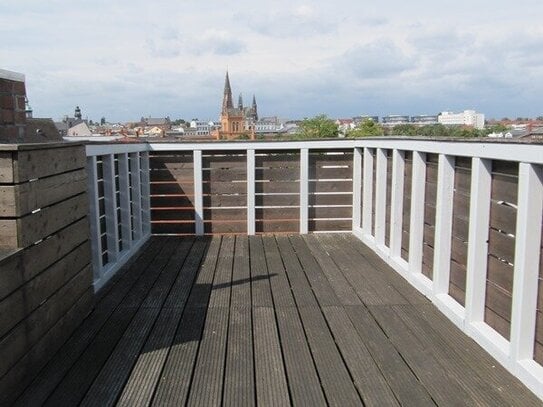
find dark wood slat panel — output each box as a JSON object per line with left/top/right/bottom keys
{"left": 309, "top": 166, "right": 352, "bottom": 179}
{"left": 484, "top": 281, "right": 512, "bottom": 339}
{"left": 309, "top": 219, "right": 351, "bottom": 231}
{"left": 150, "top": 168, "right": 194, "bottom": 181}
{"left": 204, "top": 208, "right": 248, "bottom": 221}
{"left": 203, "top": 168, "right": 246, "bottom": 181}
{"left": 487, "top": 255, "right": 514, "bottom": 293}
{"left": 152, "top": 208, "right": 195, "bottom": 221}
{"left": 256, "top": 207, "right": 298, "bottom": 220}
{"left": 484, "top": 307, "right": 511, "bottom": 340}
{"left": 14, "top": 146, "right": 86, "bottom": 182}
{"left": 488, "top": 228, "right": 515, "bottom": 264}
{"left": 309, "top": 180, "right": 352, "bottom": 193}
{"left": 255, "top": 194, "right": 300, "bottom": 207}
{"left": 449, "top": 260, "right": 467, "bottom": 304}
{"left": 256, "top": 167, "right": 299, "bottom": 180}
{"left": 205, "top": 181, "right": 247, "bottom": 195}
{"left": 255, "top": 181, "right": 299, "bottom": 194}
{"left": 309, "top": 206, "right": 352, "bottom": 219}
{"left": 256, "top": 220, "right": 298, "bottom": 234}
{"left": 490, "top": 201, "right": 517, "bottom": 235}
{"left": 309, "top": 193, "right": 352, "bottom": 206}
{"left": 491, "top": 173, "right": 518, "bottom": 204}
{"left": 152, "top": 222, "right": 196, "bottom": 235}
{"left": 202, "top": 153, "right": 247, "bottom": 169}
{"left": 204, "top": 221, "right": 247, "bottom": 235}
{"left": 152, "top": 195, "right": 195, "bottom": 207}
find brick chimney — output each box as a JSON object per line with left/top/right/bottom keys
{"left": 0, "top": 69, "right": 27, "bottom": 142}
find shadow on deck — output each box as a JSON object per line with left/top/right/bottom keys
{"left": 14, "top": 234, "right": 540, "bottom": 406}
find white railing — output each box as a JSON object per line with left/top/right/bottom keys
{"left": 84, "top": 138, "right": 543, "bottom": 399}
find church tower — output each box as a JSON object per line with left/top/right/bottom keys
{"left": 222, "top": 71, "right": 234, "bottom": 113}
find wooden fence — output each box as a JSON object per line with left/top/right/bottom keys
{"left": 0, "top": 143, "right": 94, "bottom": 402}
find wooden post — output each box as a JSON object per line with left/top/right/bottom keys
{"left": 300, "top": 148, "right": 309, "bottom": 234}
{"left": 247, "top": 149, "right": 256, "bottom": 235}
{"left": 352, "top": 147, "right": 362, "bottom": 231}
{"left": 408, "top": 151, "right": 426, "bottom": 274}
{"left": 374, "top": 148, "right": 387, "bottom": 246}
{"left": 389, "top": 149, "right": 405, "bottom": 258}
{"left": 193, "top": 150, "right": 204, "bottom": 236}
{"left": 362, "top": 148, "right": 374, "bottom": 235}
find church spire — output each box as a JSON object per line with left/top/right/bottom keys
{"left": 238, "top": 93, "right": 243, "bottom": 110}
{"left": 251, "top": 94, "right": 258, "bottom": 121}
{"left": 222, "top": 71, "right": 234, "bottom": 113}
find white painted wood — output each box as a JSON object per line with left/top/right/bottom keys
{"left": 86, "top": 156, "right": 103, "bottom": 283}
{"left": 465, "top": 158, "right": 492, "bottom": 324}
{"left": 374, "top": 148, "right": 387, "bottom": 246}
{"left": 389, "top": 149, "right": 405, "bottom": 258}
{"left": 247, "top": 149, "right": 256, "bottom": 235}
{"left": 129, "top": 152, "right": 143, "bottom": 240}
{"left": 102, "top": 154, "right": 120, "bottom": 263}
{"left": 193, "top": 150, "right": 204, "bottom": 235}
{"left": 300, "top": 148, "right": 309, "bottom": 234}
{"left": 140, "top": 151, "right": 151, "bottom": 235}
{"left": 510, "top": 163, "right": 543, "bottom": 361}
{"left": 117, "top": 153, "right": 132, "bottom": 250}
{"left": 86, "top": 143, "right": 149, "bottom": 156}
{"left": 408, "top": 151, "right": 426, "bottom": 274}
{"left": 433, "top": 154, "right": 455, "bottom": 295}
{"left": 351, "top": 147, "right": 362, "bottom": 230}
{"left": 362, "top": 148, "right": 374, "bottom": 235}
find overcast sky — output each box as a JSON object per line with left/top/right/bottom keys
{"left": 1, "top": 0, "right": 542, "bottom": 122}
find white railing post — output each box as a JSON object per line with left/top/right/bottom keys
{"left": 102, "top": 154, "right": 120, "bottom": 262}
{"left": 465, "top": 158, "right": 492, "bottom": 324}
{"left": 86, "top": 156, "right": 103, "bottom": 282}
{"left": 362, "top": 148, "right": 374, "bottom": 235}
{"left": 300, "top": 148, "right": 309, "bottom": 234}
{"left": 140, "top": 151, "right": 151, "bottom": 236}
{"left": 374, "top": 148, "right": 387, "bottom": 246}
{"left": 510, "top": 163, "right": 543, "bottom": 362}
{"left": 389, "top": 149, "right": 405, "bottom": 258}
{"left": 130, "top": 152, "right": 143, "bottom": 241}
{"left": 118, "top": 153, "right": 132, "bottom": 251}
{"left": 433, "top": 154, "right": 455, "bottom": 295}
{"left": 408, "top": 151, "right": 426, "bottom": 274}
{"left": 352, "top": 147, "right": 362, "bottom": 231}
{"left": 193, "top": 150, "right": 204, "bottom": 236}
{"left": 247, "top": 149, "right": 256, "bottom": 235}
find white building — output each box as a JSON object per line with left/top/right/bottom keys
{"left": 190, "top": 120, "right": 214, "bottom": 136}
{"left": 438, "top": 110, "right": 485, "bottom": 130}
{"left": 254, "top": 117, "right": 285, "bottom": 133}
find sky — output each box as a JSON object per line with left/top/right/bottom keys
{"left": 1, "top": 0, "right": 543, "bottom": 122}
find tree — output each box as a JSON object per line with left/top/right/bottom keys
{"left": 297, "top": 114, "right": 338, "bottom": 138}
{"left": 100, "top": 117, "right": 106, "bottom": 125}
{"left": 347, "top": 119, "right": 384, "bottom": 137}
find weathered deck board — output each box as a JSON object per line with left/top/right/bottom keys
{"left": 15, "top": 234, "right": 541, "bottom": 406}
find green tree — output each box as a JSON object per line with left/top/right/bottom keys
{"left": 347, "top": 119, "right": 384, "bottom": 137}
{"left": 390, "top": 124, "right": 418, "bottom": 136}
{"left": 298, "top": 114, "right": 338, "bottom": 138}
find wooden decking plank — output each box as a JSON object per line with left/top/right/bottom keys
{"left": 275, "top": 235, "right": 319, "bottom": 308}
{"left": 252, "top": 307, "right": 290, "bottom": 406}
{"left": 321, "top": 234, "right": 408, "bottom": 305}
{"left": 208, "top": 235, "right": 235, "bottom": 308}
{"left": 262, "top": 236, "right": 296, "bottom": 308}
{"left": 368, "top": 304, "right": 474, "bottom": 405}
{"left": 42, "top": 239, "right": 179, "bottom": 407}
{"left": 13, "top": 238, "right": 163, "bottom": 406}
{"left": 274, "top": 307, "right": 327, "bottom": 406}
{"left": 186, "top": 307, "right": 230, "bottom": 407}
{"left": 112, "top": 239, "right": 209, "bottom": 406}
{"left": 249, "top": 236, "right": 274, "bottom": 307}
{"left": 322, "top": 306, "right": 400, "bottom": 406}
{"left": 344, "top": 305, "right": 435, "bottom": 406}
{"left": 393, "top": 304, "right": 517, "bottom": 406}
{"left": 296, "top": 306, "right": 363, "bottom": 406}
{"left": 288, "top": 235, "right": 341, "bottom": 307}
{"left": 151, "top": 237, "right": 222, "bottom": 406}
{"left": 223, "top": 306, "right": 255, "bottom": 407}
{"left": 341, "top": 234, "right": 428, "bottom": 304}
{"left": 302, "top": 234, "right": 362, "bottom": 306}
{"left": 412, "top": 303, "right": 542, "bottom": 406}
{"left": 230, "top": 236, "right": 251, "bottom": 308}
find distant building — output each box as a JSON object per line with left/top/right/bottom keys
{"left": 212, "top": 71, "right": 258, "bottom": 140}
{"left": 190, "top": 120, "right": 214, "bottom": 136}
{"left": 67, "top": 121, "right": 92, "bottom": 137}
{"left": 55, "top": 106, "right": 87, "bottom": 137}
{"left": 336, "top": 118, "right": 355, "bottom": 134}
{"left": 254, "top": 117, "right": 285, "bottom": 133}
{"left": 411, "top": 115, "right": 439, "bottom": 125}
{"left": 354, "top": 115, "right": 379, "bottom": 125}
{"left": 438, "top": 110, "right": 485, "bottom": 130}
{"left": 382, "top": 115, "right": 410, "bottom": 127}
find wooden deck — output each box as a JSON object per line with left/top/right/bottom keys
{"left": 14, "top": 234, "right": 540, "bottom": 406}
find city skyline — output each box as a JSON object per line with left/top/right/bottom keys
{"left": 2, "top": 0, "right": 543, "bottom": 122}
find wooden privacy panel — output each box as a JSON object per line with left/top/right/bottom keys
{"left": 149, "top": 151, "right": 195, "bottom": 235}
{"left": 256, "top": 150, "right": 299, "bottom": 233}
{"left": 422, "top": 154, "right": 438, "bottom": 280}
{"left": 485, "top": 160, "right": 518, "bottom": 340}
{"left": 535, "top": 201, "right": 543, "bottom": 365}
{"left": 449, "top": 157, "right": 471, "bottom": 306}
{"left": 309, "top": 149, "right": 353, "bottom": 232}
{"left": 401, "top": 152, "right": 413, "bottom": 261}
{"left": 203, "top": 151, "right": 247, "bottom": 234}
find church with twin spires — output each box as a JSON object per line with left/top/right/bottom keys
{"left": 212, "top": 71, "right": 258, "bottom": 140}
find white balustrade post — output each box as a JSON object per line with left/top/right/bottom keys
{"left": 510, "top": 163, "right": 543, "bottom": 362}
{"left": 247, "top": 149, "right": 256, "bottom": 235}
{"left": 300, "top": 148, "right": 309, "bottom": 234}
{"left": 408, "top": 151, "right": 426, "bottom": 274}
{"left": 433, "top": 154, "right": 455, "bottom": 295}
{"left": 130, "top": 152, "right": 143, "bottom": 240}
{"left": 140, "top": 151, "right": 151, "bottom": 236}
{"left": 374, "top": 148, "right": 387, "bottom": 246}
{"left": 102, "top": 154, "right": 120, "bottom": 262}
{"left": 86, "top": 156, "right": 103, "bottom": 282}
{"left": 389, "top": 149, "right": 405, "bottom": 258}
{"left": 362, "top": 148, "right": 374, "bottom": 235}
{"left": 193, "top": 150, "right": 204, "bottom": 236}
{"left": 118, "top": 153, "right": 132, "bottom": 250}
{"left": 465, "top": 158, "right": 492, "bottom": 324}
{"left": 351, "top": 147, "right": 362, "bottom": 231}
